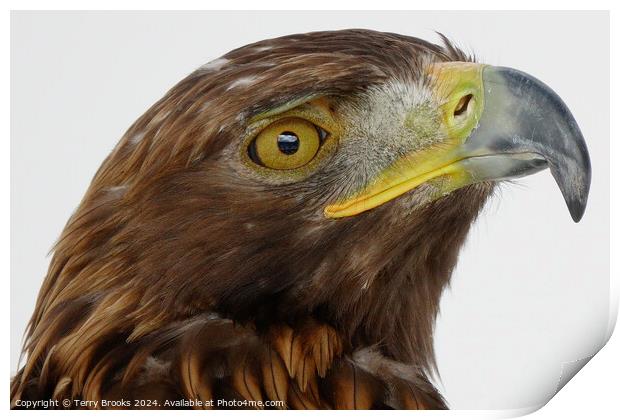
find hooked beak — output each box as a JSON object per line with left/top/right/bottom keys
{"left": 324, "top": 63, "right": 591, "bottom": 222}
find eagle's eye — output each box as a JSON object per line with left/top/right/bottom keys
{"left": 248, "top": 117, "right": 329, "bottom": 170}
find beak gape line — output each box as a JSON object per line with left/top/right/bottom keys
{"left": 325, "top": 64, "right": 591, "bottom": 222}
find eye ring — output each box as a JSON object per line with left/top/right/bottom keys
{"left": 248, "top": 117, "right": 328, "bottom": 170}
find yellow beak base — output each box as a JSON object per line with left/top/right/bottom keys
{"left": 324, "top": 62, "right": 485, "bottom": 219}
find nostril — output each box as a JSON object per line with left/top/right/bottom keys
{"left": 453, "top": 94, "right": 473, "bottom": 117}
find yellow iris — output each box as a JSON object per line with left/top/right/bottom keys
{"left": 252, "top": 118, "right": 320, "bottom": 170}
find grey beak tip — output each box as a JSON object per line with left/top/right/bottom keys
{"left": 570, "top": 203, "right": 586, "bottom": 223}
{"left": 555, "top": 138, "right": 591, "bottom": 223}
{"left": 561, "top": 166, "right": 590, "bottom": 223}
{"left": 484, "top": 66, "right": 592, "bottom": 224}
{"left": 552, "top": 160, "right": 590, "bottom": 223}
{"left": 569, "top": 180, "right": 590, "bottom": 223}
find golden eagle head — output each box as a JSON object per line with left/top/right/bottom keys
{"left": 14, "top": 29, "right": 590, "bottom": 407}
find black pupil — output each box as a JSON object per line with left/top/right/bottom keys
{"left": 277, "top": 132, "right": 300, "bottom": 155}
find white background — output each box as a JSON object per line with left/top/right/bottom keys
{"left": 10, "top": 11, "right": 610, "bottom": 411}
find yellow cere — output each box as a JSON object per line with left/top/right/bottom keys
{"left": 324, "top": 62, "right": 486, "bottom": 219}
{"left": 429, "top": 62, "right": 485, "bottom": 141}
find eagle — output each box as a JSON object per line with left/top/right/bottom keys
{"left": 11, "top": 29, "right": 590, "bottom": 410}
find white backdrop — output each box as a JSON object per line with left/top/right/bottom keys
{"left": 10, "top": 11, "right": 610, "bottom": 410}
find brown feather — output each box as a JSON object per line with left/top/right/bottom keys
{"left": 288, "top": 382, "right": 321, "bottom": 410}
{"left": 326, "top": 361, "right": 383, "bottom": 410}
{"left": 270, "top": 324, "right": 300, "bottom": 377}
{"left": 52, "top": 377, "right": 72, "bottom": 401}
{"left": 179, "top": 348, "right": 212, "bottom": 409}
{"left": 231, "top": 360, "right": 263, "bottom": 406}
{"left": 261, "top": 344, "right": 289, "bottom": 408}
{"left": 395, "top": 381, "right": 425, "bottom": 410}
